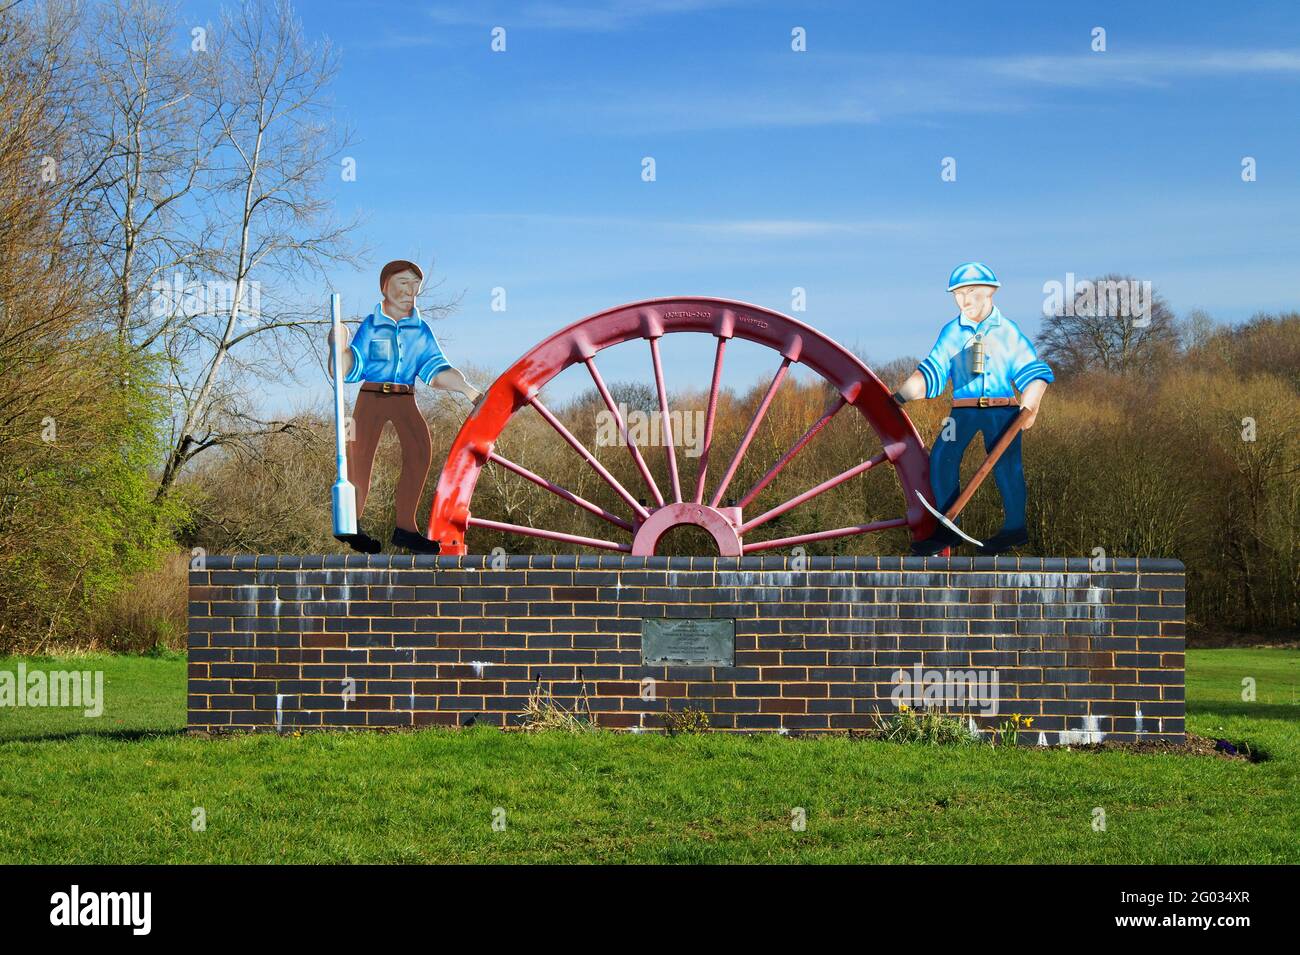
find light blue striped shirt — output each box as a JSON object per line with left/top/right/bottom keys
{"left": 917, "top": 306, "right": 1053, "bottom": 401}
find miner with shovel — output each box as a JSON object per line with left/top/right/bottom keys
{"left": 892, "top": 263, "right": 1054, "bottom": 555}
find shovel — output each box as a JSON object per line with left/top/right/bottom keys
{"left": 329, "top": 292, "right": 358, "bottom": 539}
{"left": 918, "top": 406, "right": 1031, "bottom": 548}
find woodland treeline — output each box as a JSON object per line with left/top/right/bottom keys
{"left": 1, "top": 3, "right": 1296, "bottom": 652}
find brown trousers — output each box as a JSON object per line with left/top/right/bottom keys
{"left": 349, "top": 387, "right": 431, "bottom": 533}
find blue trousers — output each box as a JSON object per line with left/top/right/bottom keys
{"left": 929, "top": 406, "right": 1026, "bottom": 533}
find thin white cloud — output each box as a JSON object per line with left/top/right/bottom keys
{"left": 989, "top": 49, "right": 1300, "bottom": 88}
{"left": 451, "top": 211, "right": 922, "bottom": 239}
{"left": 679, "top": 218, "right": 907, "bottom": 238}
{"left": 514, "top": 46, "right": 1300, "bottom": 133}
{"left": 353, "top": 31, "right": 449, "bottom": 50}
{"left": 427, "top": 0, "right": 746, "bottom": 31}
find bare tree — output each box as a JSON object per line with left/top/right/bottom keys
{"left": 155, "top": 0, "right": 361, "bottom": 497}
{"left": 1036, "top": 273, "right": 1178, "bottom": 376}
{"left": 75, "top": 0, "right": 216, "bottom": 353}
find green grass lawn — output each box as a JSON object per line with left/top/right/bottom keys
{"left": 0, "top": 649, "right": 1296, "bottom": 863}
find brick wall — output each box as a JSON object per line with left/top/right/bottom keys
{"left": 187, "top": 555, "right": 1185, "bottom": 743}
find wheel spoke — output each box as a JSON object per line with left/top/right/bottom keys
{"left": 708, "top": 356, "right": 791, "bottom": 508}
{"left": 741, "top": 517, "right": 908, "bottom": 553}
{"left": 528, "top": 396, "right": 650, "bottom": 521}
{"left": 737, "top": 396, "right": 846, "bottom": 509}
{"left": 648, "top": 337, "right": 682, "bottom": 502}
{"left": 692, "top": 336, "right": 727, "bottom": 504}
{"left": 583, "top": 355, "right": 664, "bottom": 507}
{"left": 488, "top": 452, "right": 633, "bottom": 531}
{"left": 738, "top": 450, "right": 888, "bottom": 534}
{"left": 468, "top": 516, "right": 632, "bottom": 552}
{"left": 431, "top": 297, "right": 935, "bottom": 556}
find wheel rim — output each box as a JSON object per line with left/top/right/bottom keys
{"left": 427, "top": 296, "right": 937, "bottom": 555}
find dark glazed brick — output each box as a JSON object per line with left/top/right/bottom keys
{"left": 189, "top": 558, "right": 1184, "bottom": 740}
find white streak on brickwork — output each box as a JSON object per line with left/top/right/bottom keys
{"left": 1014, "top": 573, "right": 1066, "bottom": 590}
{"left": 1058, "top": 714, "right": 1105, "bottom": 745}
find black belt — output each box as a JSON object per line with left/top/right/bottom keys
{"left": 361, "top": 382, "right": 415, "bottom": 395}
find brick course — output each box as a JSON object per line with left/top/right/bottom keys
{"left": 187, "top": 555, "right": 1185, "bottom": 743}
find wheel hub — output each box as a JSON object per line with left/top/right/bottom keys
{"left": 630, "top": 503, "right": 743, "bottom": 556}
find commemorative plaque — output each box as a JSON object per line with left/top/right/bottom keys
{"left": 641, "top": 617, "right": 735, "bottom": 666}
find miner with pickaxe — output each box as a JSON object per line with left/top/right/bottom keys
{"left": 892, "top": 262, "right": 1054, "bottom": 555}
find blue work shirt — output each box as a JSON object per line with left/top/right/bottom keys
{"left": 917, "top": 306, "right": 1053, "bottom": 401}
{"left": 344, "top": 302, "right": 451, "bottom": 386}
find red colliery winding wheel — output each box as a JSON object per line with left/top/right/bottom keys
{"left": 427, "top": 297, "right": 937, "bottom": 556}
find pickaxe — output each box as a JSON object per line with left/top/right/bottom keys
{"left": 917, "top": 406, "right": 1031, "bottom": 548}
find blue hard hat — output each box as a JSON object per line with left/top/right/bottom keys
{"left": 947, "top": 262, "right": 1000, "bottom": 291}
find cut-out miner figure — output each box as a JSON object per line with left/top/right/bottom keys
{"left": 327, "top": 260, "right": 482, "bottom": 554}
{"left": 892, "top": 262, "right": 1053, "bottom": 555}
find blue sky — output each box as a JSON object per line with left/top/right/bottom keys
{"left": 236, "top": 0, "right": 1300, "bottom": 404}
